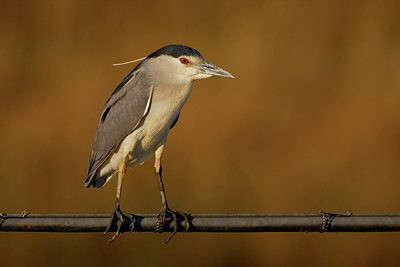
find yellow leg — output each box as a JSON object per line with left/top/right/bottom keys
{"left": 153, "top": 145, "right": 190, "bottom": 243}
{"left": 115, "top": 158, "right": 126, "bottom": 206}
{"left": 104, "top": 156, "right": 134, "bottom": 244}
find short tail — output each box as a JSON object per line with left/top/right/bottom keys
{"left": 84, "top": 171, "right": 113, "bottom": 188}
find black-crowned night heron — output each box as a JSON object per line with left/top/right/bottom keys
{"left": 85, "top": 44, "right": 234, "bottom": 242}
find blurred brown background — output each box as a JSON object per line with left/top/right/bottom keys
{"left": 1, "top": 0, "right": 400, "bottom": 266}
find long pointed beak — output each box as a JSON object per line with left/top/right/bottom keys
{"left": 198, "top": 61, "right": 235, "bottom": 78}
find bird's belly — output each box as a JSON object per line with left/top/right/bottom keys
{"left": 114, "top": 101, "right": 181, "bottom": 169}
{"left": 99, "top": 82, "right": 192, "bottom": 176}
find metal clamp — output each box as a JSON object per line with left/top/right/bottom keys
{"left": 319, "top": 210, "right": 352, "bottom": 233}
{"left": 0, "top": 213, "right": 8, "bottom": 228}
{"left": 20, "top": 210, "right": 27, "bottom": 218}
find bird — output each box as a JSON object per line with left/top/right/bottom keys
{"left": 84, "top": 44, "right": 234, "bottom": 242}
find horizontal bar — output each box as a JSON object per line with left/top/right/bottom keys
{"left": 2, "top": 212, "right": 400, "bottom": 232}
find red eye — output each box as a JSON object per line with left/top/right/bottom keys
{"left": 180, "top": 58, "right": 188, "bottom": 64}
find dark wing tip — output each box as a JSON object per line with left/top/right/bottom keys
{"left": 84, "top": 173, "right": 93, "bottom": 188}
{"left": 84, "top": 174, "right": 107, "bottom": 188}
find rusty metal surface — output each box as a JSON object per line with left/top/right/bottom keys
{"left": 1, "top": 213, "right": 400, "bottom": 232}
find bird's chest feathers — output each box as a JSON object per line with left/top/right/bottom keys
{"left": 141, "top": 82, "right": 192, "bottom": 140}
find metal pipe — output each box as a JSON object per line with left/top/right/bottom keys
{"left": 1, "top": 212, "right": 400, "bottom": 232}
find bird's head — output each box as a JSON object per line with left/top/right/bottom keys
{"left": 142, "top": 45, "right": 235, "bottom": 84}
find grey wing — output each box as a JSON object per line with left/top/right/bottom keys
{"left": 85, "top": 69, "right": 153, "bottom": 187}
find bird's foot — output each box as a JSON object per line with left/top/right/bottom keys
{"left": 104, "top": 205, "right": 135, "bottom": 244}
{"left": 154, "top": 207, "right": 190, "bottom": 243}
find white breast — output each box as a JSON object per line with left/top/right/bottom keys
{"left": 99, "top": 81, "right": 193, "bottom": 178}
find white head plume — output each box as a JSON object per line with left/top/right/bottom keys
{"left": 112, "top": 57, "right": 146, "bottom": 66}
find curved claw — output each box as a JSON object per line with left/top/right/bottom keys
{"left": 104, "top": 207, "right": 135, "bottom": 244}
{"left": 155, "top": 208, "right": 190, "bottom": 243}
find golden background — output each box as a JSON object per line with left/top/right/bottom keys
{"left": 1, "top": 1, "right": 400, "bottom": 266}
